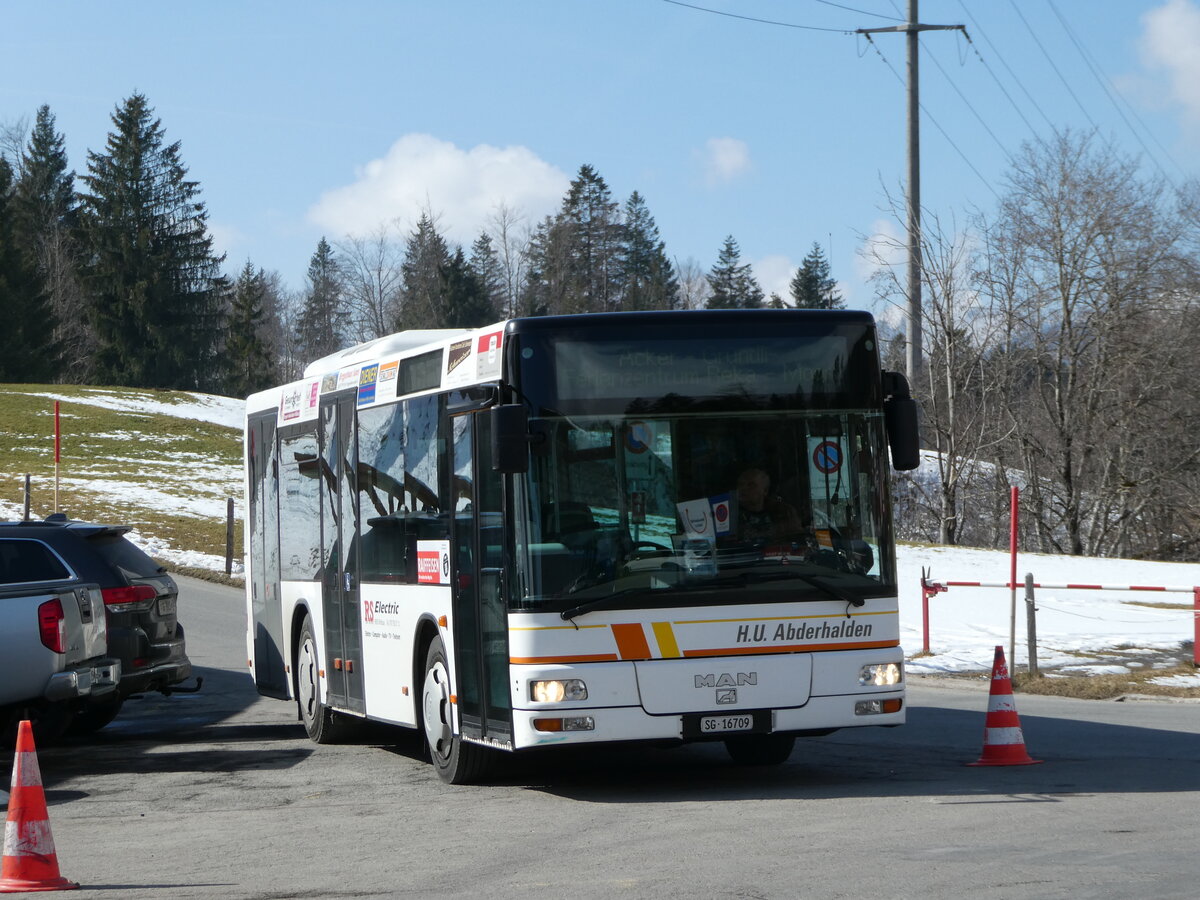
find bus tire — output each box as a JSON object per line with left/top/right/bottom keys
{"left": 421, "top": 638, "right": 489, "bottom": 784}
{"left": 296, "top": 615, "right": 354, "bottom": 744}
{"left": 724, "top": 733, "right": 796, "bottom": 766}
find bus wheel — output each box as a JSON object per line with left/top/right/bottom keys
{"left": 296, "top": 615, "right": 352, "bottom": 744}
{"left": 421, "top": 638, "right": 489, "bottom": 784}
{"left": 724, "top": 734, "right": 796, "bottom": 766}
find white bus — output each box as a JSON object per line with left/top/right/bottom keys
{"left": 245, "top": 310, "right": 919, "bottom": 782}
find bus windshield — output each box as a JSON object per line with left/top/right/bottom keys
{"left": 508, "top": 318, "right": 896, "bottom": 613}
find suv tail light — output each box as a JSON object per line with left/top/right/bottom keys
{"left": 102, "top": 584, "right": 158, "bottom": 610}
{"left": 39, "top": 599, "right": 67, "bottom": 653}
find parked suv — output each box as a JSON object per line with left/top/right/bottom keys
{"left": 0, "top": 515, "right": 195, "bottom": 733}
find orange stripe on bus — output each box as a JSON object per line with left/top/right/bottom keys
{"left": 509, "top": 654, "right": 620, "bottom": 665}
{"left": 681, "top": 639, "right": 899, "bottom": 657}
{"left": 611, "top": 623, "right": 652, "bottom": 660}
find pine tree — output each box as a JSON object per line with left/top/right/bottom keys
{"left": 705, "top": 235, "right": 763, "bottom": 309}
{"left": 225, "top": 261, "right": 278, "bottom": 397}
{"left": 398, "top": 212, "right": 450, "bottom": 329}
{"left": 443, "top": 247, "right": 493, "bottom": 328}
{"left": 621, "top": 191, "right": 679, "bottom": 311}
{"left": 78, "top": 93, "right": 226, "bottom": 389}
{"left": 520, "top": 214, "right": 569, "bottom": 317}
{"left": 294, "top": 238, "right": 346, "bottom": 362}
{"left": 560, "top": 164, "right": 623, "bottom": 313}
{"left": 468, "top": 231, "right": 504, "bottom": 320}
{"left": 13, "top": 105, "right": 84, "bottom": 378}
{"left": 0, "top": 157, "right": 55, "bottom": 381}
{"left": 789, "top": 242, "right": 843, "bottom": 309}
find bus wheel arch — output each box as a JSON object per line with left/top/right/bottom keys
{"left": 295, "top": 612, "right": 355, "bottom": 744}
{"left": 419, "top": 636, "right": 490, "bottom": 784}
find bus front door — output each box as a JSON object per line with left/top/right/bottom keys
{"left": 319, "top": 393, "right": 365, "bottom": 715}
{"left": 450, "top": 412, "right": 513, "bottom": 746}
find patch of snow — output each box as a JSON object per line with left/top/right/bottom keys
{"left": 17, "top": 389, "right": 245, "bottom": 430}
{"left": 1148, "top": 674, "right": 1200, "bottom": 688}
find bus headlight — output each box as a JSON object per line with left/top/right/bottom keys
{"left": 530, "top": 679, "right": 588, "bottom": 703}
{"left": 859, "top": 663, "right": 903, "bottom": 686}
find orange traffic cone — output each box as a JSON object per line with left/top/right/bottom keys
{"left": 968, "top": 645, "right": 1042, "bottom": 767}
{"left": 0, "top": 720, "right": 78, "bottom": 892}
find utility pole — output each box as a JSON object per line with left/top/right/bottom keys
{"left": 858, "top": 1, "right": 964, "bottom": 385}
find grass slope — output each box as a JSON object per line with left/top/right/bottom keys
{"left": 0, "top": 385, "right": 242, "bottom": 560}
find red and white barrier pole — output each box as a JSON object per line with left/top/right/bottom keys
{"left": 923, "top": 574, "right": 1199, "bottom": 666}
{"left": 53, "top": 401, "right": 60, "bottom": 514}
{"left": 1009, "top": 486, "right": 1019, "bottom": 669}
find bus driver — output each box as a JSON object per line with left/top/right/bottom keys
{"left": 734, "top": 468, "right": 805, "bottom": 544}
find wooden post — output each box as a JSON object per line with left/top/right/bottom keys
{"left": 23, "top": 474, "right": 31, "bottom": 521}
{"left": 225, "top": 497, "right": 235, "bottom": 576}
{"left": 1025, "top": 573, "right": 1039, "bottom": 678}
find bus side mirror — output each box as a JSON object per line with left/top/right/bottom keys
{"left": 882, "top": 371, "right": 920, "bottom": 471}
{"left": 489, "top": 404, "right": 529, "bottom": 474}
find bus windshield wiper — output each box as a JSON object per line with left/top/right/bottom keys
{"left": 560, "top": 587, "right": 665, "bottom": 621}
{"left": 795, "top": 573, "right": 865, "bottom": 607}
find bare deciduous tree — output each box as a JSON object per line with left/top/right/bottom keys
{"left": 339, "top": 224, "right": 403, "bottom": 342}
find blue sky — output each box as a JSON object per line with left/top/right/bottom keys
{"left": 2, "top": 1, "right": 1197, "bottom": 323}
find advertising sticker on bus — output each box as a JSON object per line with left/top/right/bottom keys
{"left": 444, "top": 338, "right": 474, "bottom": 388}
{"left": 416, "top": 540, "right": 451, "bottom": 585}
{"left": 476, "top": 330, "right": 503, "bottom": 379}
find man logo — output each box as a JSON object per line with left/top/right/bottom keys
{"left": 694, "top": 672, "right": 757, "bottom": 689}
{"left": 716, "top": 689, "right": 737, "bottom": 704}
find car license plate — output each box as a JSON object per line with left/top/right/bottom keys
{"left": 698, "top": 714, "right": 754, "bottom": 734}
{"left": 157, "top": 595, "right": 176, "bottom": 617}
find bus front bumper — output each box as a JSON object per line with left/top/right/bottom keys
{"left": 510, "top": 690, "right": 905, "bottom": 750}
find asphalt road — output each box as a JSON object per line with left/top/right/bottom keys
{"left": 5, "top": 576, "right": 1200, "bottom": 899}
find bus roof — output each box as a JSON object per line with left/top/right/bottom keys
{"left": 246, "top": 308, "right": 879, "bottom": 426}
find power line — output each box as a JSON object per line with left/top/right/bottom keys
{"left": 1008, "top": 0, "right": 1097, "bottom": 129}
{"left": 861, "top": 34, "right": 997, "bottom": 199}
{"left": 960, "top": 35, "right": 1040, "bottom": 137}
{"left": 956, "top": 0, "right": 1056, "bottom": 132}
{"left": 810, "top": 0, "right": 903, "bottom": 20}
{"left": 924, "top": 39, "right": 1010, "bottom": 157}
{"left": 1046, "top": 0, "right": 1186, "bottom": 183}
{"left": 659, "top": 0, "right": 853, "bottom": 33}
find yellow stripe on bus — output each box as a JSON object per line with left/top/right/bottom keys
{"left": 652, "top": 621, "right": 681, "bottom": 658}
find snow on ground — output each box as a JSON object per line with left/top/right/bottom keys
{"left": 900, "top": 544, "right": 1198, "bottom": 675}
{"left": 0, "top": 496, "right": 243, "bottom": 576}
{"left": 17, "top": 389, "right": 244, "bottom": 430}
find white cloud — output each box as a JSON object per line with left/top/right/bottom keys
{"left": 701, "top": 137, "right": 751, "bottom": 185}
{"left": 1140, "top": 0, "right": 1200, "bottom": 132}
{"left": 207, "top": 221, "right": 242, "bottom": 264}
{"left": 307, "top": 134, "right": 571, "bottom": 245}
{"left": 855, "top": 219, "right": 908, "bottom": 326}
{"left": 752, "top": 254, "right": 795, "bottom": 303}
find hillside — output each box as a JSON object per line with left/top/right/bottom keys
{"left": 0, "top": 385, "right": 244, "bottom": 570}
